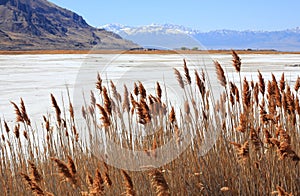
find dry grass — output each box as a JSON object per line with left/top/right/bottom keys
{"left": 0, "top": 51, "right": 299, "bottom": 195}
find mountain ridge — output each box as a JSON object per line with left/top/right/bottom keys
{"left": 101, "top": 23, "right": 300, "bottom": 51}
{"left": 0, "top": 0, "right": 138, "bottom": 50}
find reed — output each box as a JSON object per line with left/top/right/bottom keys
{"left": 0, "top": 51, "right": 299, "bottom": 195}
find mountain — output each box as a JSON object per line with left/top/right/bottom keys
{"left": 0, "top": 0, "right": 138, "bottom": 50}
{"left": 101, "top": 24, "right": 300, "bottom": 51}
{"left": 101, "top": 24, "right": 200, "bottom": 50}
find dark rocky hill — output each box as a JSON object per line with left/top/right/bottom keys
{"left": 0, "top": 0, "right": 138, "bottom": 50}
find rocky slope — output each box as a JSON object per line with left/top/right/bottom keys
{"left": 0, "top": 0, "right": 138, "bottom": 50}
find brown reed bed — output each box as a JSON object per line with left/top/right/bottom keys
{"left": 0, "top": 50, "right": 299, "bottom": 195}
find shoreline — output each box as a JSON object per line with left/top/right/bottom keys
{"left": 0, "top": 49, "right": 300, "bottom": 55}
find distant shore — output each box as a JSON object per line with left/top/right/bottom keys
{"left": 0, "top": 49, "right": 300, "bottom": 55}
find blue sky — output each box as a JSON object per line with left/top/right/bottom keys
{"left": 50, "top": 0, "right": 299, "bottom": 31}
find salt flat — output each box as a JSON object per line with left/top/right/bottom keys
{"left": 0, "top": 53, "right": 299, "bottom": 124}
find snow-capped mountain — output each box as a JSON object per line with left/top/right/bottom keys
{"left": 100, "top": 24, "right": 300, "bottom": 51}
{"left": 101, "top": 23, "right": 195, "bottom": 35}
{"left": 100, "top": 24, "right": 202, "bottom": 49}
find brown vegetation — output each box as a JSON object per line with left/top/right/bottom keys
{"left": 0, "top": 51, "right": 299, "bottom": 195}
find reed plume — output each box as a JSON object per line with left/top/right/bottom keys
{"left": 236, "top": 113, "right": 247, "bottom": 133}
{"left": 258, "top": 71, "right": 265, "bottom": 95}
{"left": 195, "top": 70, "right": 205, "bottom": 98}
{"left": 139, "top": 82, "right": 147, "bottom": 99}
{"left": 4, "top": 121, "right": 10, "bottom": 133}
{"left": 10, "top": 101, "right": 23, "bottom": 122}
{"left": 279, "top": 73, "right": 285, "bottom": 92}
{"left": 183, "top": 59, "right": 191, "bottom": 84}
{"left": 169, "top": 106, "right": 176, "bottom": 124}
{"left": 136, "top": 98, "right": 151, "bottom": 124}
{"left": 102, "top": 87, "right": 112, "bottom": 116}
{"left": 272, "top": 74, "right": 282, "bottom": 107}
{"left": 277, "top": 141, "right": 300, "bottom": 161}
{"left": 96, "top": 72, "right": 102, "bottom": 92}
{"left": 253, "top": 83, "right": 259, "bottom": 105}
{"left": 295, "top": 96, "right": 300, "bottom": 116}
{"left": 230, "top": 141, "right": 249, "bottom": 162}
{"left": 14, "top": 124, "right": 20, "bottom": 139}
{"left": 133, "top": 82, "right": 139, "bottom": 96}
{"left": 67, "top": 156, "right": 76, "bottom": 176}
{"left": 272, "top": 185, "right": 293, "bottom": 196}
{"left": 250, "top": 127, "right": 261, "bottom": 151}
{"left": 149, "top": 169, "right": 170, "bottom": 196}
{"left": 214, "top": 61, "right": 227, "bottom": 87}
{"left": 50, "top": 94, "right": 61, "bottom": 125}
{"left": 231, "top": 50, "right": 241, "bottom": 72}
{"left": 122, "top": 170, "right": 136, "bottom": 196}
{"left": 173, "top": 68, "right": 184, "bottom": 89}
{"left": 295, "top": 76, "right": 300, "bottom": 92}
{"left": 122, "top": 85, "right": 130, "bottom": 113}
{"left": 96, "top": 104, "right": 111, "bottom": 127}
{"left": 51, "top": 157, "right": 78, "bottom": 186}
{"left": 20, "top": 173, "right": 46, "bottom": 196}
{"left": 242, "top": 77, "right": 251, "bottom": 109}
{"left": 28, "top": 160, "right": 43, "bottom": 183}
{"left": 90, "top": 169, "right": 105, "bottom": 195}
{"left": 86, "top": 172, "right": 94, "bottom": 190}
{"left": 90, "top": 90, "right": 96, "bottom": 107}
{"left": 20, "top": 98, "right": 31, "bottom": 125}
{"left": 104, "top": 172, "right": 112, "bottom": 188}
{"left": 156, "top": 82, "right": 162, "bottom": 100}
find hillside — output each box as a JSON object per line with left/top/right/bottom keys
{"left": 0, "top": 0, "right": 138, "bottom": 50}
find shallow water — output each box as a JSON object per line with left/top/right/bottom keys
{"left": 0, "top": 53, "right": 299, "bottom": 124}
